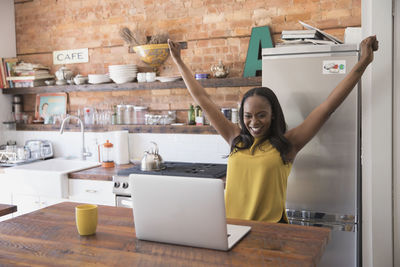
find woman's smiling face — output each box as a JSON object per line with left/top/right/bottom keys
{"left": 243, "top": 95, "right": 273, "bottom": 138}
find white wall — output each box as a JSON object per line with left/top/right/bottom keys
{"left": 393, "top": 1, "right": 400, "bottom": 266}
{"left": 361, "top": 0, "right": 393, "bottom": 266}
{"left": 3, "top": 130, "right": 230, "bottom": 164}
{"left": 0, "top": 0, "right": 16, "bottom": 144}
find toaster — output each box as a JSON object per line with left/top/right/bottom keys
{"left": 25, "top": 140, "right": 54, "bottom": 159}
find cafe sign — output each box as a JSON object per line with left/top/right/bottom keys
{"left": 53, "top": 48, "right": 89, "bottom": 65}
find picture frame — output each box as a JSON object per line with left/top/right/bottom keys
{"left": 35, "top": 93, "right": 68, "bottom": 122}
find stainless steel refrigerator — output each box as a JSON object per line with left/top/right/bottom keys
{"left": 262, "top": 44, "right": 360, "bottom": 267}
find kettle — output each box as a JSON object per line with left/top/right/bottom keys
{"left": 141, "top": 141, "right": 164, "bottom": 171}
{"left": 55, "top": 66, "right": 74, "bottom": 81}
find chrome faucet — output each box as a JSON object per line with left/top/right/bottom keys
{"left": 59, "top": 115, "right": 92, "bottom": 160}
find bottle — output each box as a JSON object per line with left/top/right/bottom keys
{"left": 195, "top": 105, "right": 204, "bottom": 126}
{"left": 111, "top": 105, "right": 117, "bottom": 125}
{"left": 12, "top": 95, "right": 23, "bottom": 123}
{"left": 231, "top": 108, "right": 238, "bottom": 124}
{"left": 116, "top": 104, "right": 125, "bottom": 125}
{"left": 84, "top": 107, "right": 94, "bottom": 125}
{"left": 188, "top": 104, "right": 195, "bottom": 125}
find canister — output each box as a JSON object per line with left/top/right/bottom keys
{"left": 116, "top": 105, "right": 125, "bottom": 125}
{"left": 231, "top": 108, "right": 238, "bottom": 124}
{"left": 134, "top": 106, "right": 148, "bottom": 124}
{"left": 124, "top": 105, "right": 134, "bottom": 124}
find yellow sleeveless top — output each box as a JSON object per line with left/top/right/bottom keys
{"left": 225, "top": 138, "right": 292, "bottom": 222}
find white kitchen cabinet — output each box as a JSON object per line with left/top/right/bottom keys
{"left": 11, "top": 193, "right": 65, "bottom": 217}
{"left": 0, "top": 173, "right": 13, "bottom": 221}
{"left": 0, "top": 192, "right": 13, "bottom": 221}
{"left": 0, "top": 177, "right": 12, "bottom": 204}
{"left": 12, "top": 193, "right": 40, "bottom": 217}
{"left": 68, "top": 179, "right": 115, "bottom": 206}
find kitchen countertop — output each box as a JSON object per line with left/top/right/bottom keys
{"left": 0, "top": 204, "right": 17, "bottom": 217}
{"left": 68, "top": 163, "right": 227, "bottom": 183}
{"left": 68, "top": 163, "right": 135, "bottom": 181}
{"left": 0, "top": 202, "right": 330, "bottom": 266}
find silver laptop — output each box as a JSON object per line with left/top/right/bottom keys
{"left": 129, "top": 174, "right": 251, "bottom": 251}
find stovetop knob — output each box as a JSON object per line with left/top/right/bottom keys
{"left": 122, "top": 182, "right": 129, "bottom": 189}
{"left": 114, "top": 182, "right": 121, "bottom": 188}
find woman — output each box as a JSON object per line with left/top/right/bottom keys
{"left": 168, "top": 36, "right": 379, "bottom": 223}
{"left": 41, "top": 102, "right": 49, "bottom": 120}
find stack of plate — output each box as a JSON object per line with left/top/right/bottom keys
{"left": 155, "top": 76, "right": 182, "bottom": 83}
{"left": 88, "top": 74, "right": 112, "bottom": 84}
{"left": 108, "top": 64, "right": 138, "bottom": 84}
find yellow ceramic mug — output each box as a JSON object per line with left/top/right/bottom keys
{"left": 75, "top": 204, "right": 98, "bottom": 236}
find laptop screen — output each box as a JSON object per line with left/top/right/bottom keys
{"left": 130, "top": 174, "right": 230, "bottom": 250}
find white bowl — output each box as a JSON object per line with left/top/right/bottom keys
{"left": 88, "top": 74, "right": 109, "bottom": 78}
{"left": 89, "top": 78, "right": 112, "bottom": 84}
{"left": 109, "top": 64, "right": 137, "bottom": 67}
{"left": 109, "top": 67, "right": 137, "bottom": 70}
{"left": 156, "top": 76, "right": 182, "bottom": 82}
{"left": 111, "top": 76, "right": 135, "bottom": 84}
{"left": 109, "top": 67, "right": 137, "bottom": 71}
{"left": 110, "top": 74, "right": 136, "bottom": 79}
{"left": 109, "top": 71, "right": 136, "bottom": 74}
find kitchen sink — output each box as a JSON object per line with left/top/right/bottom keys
{"left": 6, "top": 158, "right": 100, "bottom": 173}
{"left": 4, "top": 158, "right": 100, "bottom": 198}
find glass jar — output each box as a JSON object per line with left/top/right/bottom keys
{"left": 231, "top": 108, "right": 238, "bottom": 124}
{"left": 124, "top": 105, "right": 134, "bottom": 124}
{"left": 221, "top": 108, "right": 232, "bottom": 121}
{"left": 100, "top": 140, "right": 115, "bottom": 168}
{"left": 116, "top": 105, "right": 125, "bottom": 125}
{"left": 134, "top": 106, "right": 148, "bottom": 124}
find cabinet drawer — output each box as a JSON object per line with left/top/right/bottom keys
{"left": 69, "top": 179, "right": 114, "bottom": 206}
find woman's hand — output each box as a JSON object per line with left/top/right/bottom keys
{"left": 360, "top": 35, "right": 379, "bottom": 65}
{"left": 168, "top": 39, "right": 182, "bottom": 64}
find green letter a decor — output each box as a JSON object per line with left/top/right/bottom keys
{"left": 243, "top": 26, "right": 273, "bottom": 77}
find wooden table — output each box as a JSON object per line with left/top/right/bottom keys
{"left": 0, "top": 204, "right": 17, "bottom": 217}
{"left": 0, "top": 202, "right": 330, "bottom": 267}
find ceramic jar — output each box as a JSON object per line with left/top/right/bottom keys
{"left": 55, "top": 66, "right": 74, "bottom": 81}
{"left": 211, "top": 60, "right": 229, "bottom": 78}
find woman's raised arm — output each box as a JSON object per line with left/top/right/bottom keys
{"left": 168, "top": 39, "right": 240, "bottom": 144}
{"left": 285, "top": 35, "right": 379, "bottom": 159}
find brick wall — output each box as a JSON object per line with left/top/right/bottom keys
{"left": 14, "top": 0, "right": 360, "bottom": 123}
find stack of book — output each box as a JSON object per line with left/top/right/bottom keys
{"left": 5, "top": 62, "right": 54, "bottom": 88}
{"left": 0, "top": 58, "right": 18, "bottom": 89}
{"left": 280, "top": 29, "right": 336, "bottom": 45}
{"left": 279, "top": 21, "right": 344, "bottom": 46}
{"left": 281, "top": 29, "right": 323, "bottom": 40}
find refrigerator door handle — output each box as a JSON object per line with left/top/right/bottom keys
{"left": 286, "top": 209, "right": 357, "bottom": 224}
{"left": 288, "top": 219, "right": 357, "bottom": 232}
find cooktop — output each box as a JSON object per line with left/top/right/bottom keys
{"left": 117, "top": 161, "right": 227, "bottom": 178}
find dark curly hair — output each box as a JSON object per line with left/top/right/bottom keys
{"left": 230, "top": 87, "right": 292, "bottom": 164}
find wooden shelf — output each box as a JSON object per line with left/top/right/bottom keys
{"left": 16, "top": 123, "right": 218, "bottom": 134}
{"left": 2, "top": 76, "right": 262, "bottom": 95}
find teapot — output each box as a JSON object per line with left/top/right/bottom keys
{"left": 55, "top": 66, "right": 74, "bottom": 81}
{"left": 141, "top": 141, "right": 164, "bottom": 171}
{"left": 210, "top": 60, "right": 229, "bottom": 78}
